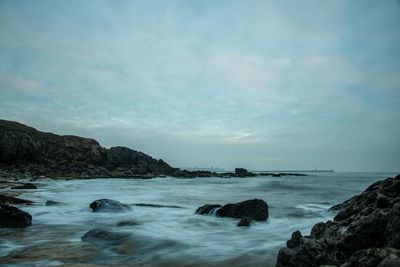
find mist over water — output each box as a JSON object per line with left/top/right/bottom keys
{"left": 0, "top": 172, "right": 396, "bottom": 267}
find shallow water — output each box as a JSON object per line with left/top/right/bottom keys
{"left": 0, "top": 172, "right": 397, "bottom": 267}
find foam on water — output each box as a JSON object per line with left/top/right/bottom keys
{"left": 0, "top": 172, "right": 396, "bottom": 266}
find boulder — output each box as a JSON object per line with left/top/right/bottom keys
{"left": 89, "top": 199, "right": 131, "bottom": 212}
{"left": 217, "top": 199, "right": 268, "bottom": 221}
{"left": 196, "top": 199, "right": 268, "bottom": 222}
{"left": 0, "top": 204, "right": 32, "bottom": 228}
{"left": 276, "top": 174, "right": 400, "bottom": 267}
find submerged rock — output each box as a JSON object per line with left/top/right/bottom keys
{"left": 11, "top": 183, "right": 37, "bottom": 189}
{"left": 276, "top": 174, "right": 400, "bottom": 267}
{"left": 0, "top": 204, "right": 32, "bottom": 228}
{"left": 0, "top": 194, "right": 34, "bottom": 205}
{"left": 89, "top": 199, "right": 131, "bottom": 212}
{"left": 116, "top": 220, "right": 140, "bottom": 227}
{"left": 81, "top": 228, "right": 131, "bottom": 244}
{"left": 196, "top": 199, "right": 269, "bottom": 225}
{"left": 45, "top": 200, "right": 62, "bottom": 206}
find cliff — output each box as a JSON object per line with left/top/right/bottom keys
{"left": 0, "top": 120, "right": 175, "bottom": 178}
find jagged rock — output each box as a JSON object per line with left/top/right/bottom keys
{"left": 89, "top": 199, "right": 131, "bottom": 212}
{"left": 0, "top": 119, "right": 175, "bottom": 178}
{"left": 11, "top": 183, "right": 37, "bottom": 189}
{"left": 0, "top": 204, "right": 32, "bottom": 228}
{"left": 276, "top": 174, "right": 400, "bottom": 267}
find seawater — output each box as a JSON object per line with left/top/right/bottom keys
{"left": 0, "top": 172, "right": 397, "bottom": 267}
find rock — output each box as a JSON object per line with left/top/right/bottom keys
{"left": 45, "top": 200, "right": 62, "bottom": 206}
{"left": 235, "top": 168, "right": 248, "bottom": 175}
{"left": 196, "top": 199, "right": 268, "bottom": 221}
{"left": 275, "top": 174, "right": 400, "bottom": 267}
{"left": 217, "top": 199, "right": 268, "bottom": 221}
{"left": 0, "top": 194, "right": 34, "bottom": 205}
{"left": 0, "top": 119, "right": 176, "bottom": 178}
{"left": 89, "top": 199, "right": 131, "bottom": 212}
{"left": 116, "top": 220, "right": 140, "bottom": 227}
{"left": 237, "top": 217, "right": 253, "bottom": 227}
{"left": 133, "top": 203, "right": 182, "bottom": 208}
{"left": 195, "top": 204, "right": 222, "bottom": 215}
{"left": 0, "top": 204, "right": 32, "bottom": 228}
{"left": 11, "top": 183, "right": 37, "bottom": 189}
{"left": 81, "top": 228, "right": 131, "bottom": 244}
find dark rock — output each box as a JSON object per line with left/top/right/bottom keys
{"left": 116, "top": 220, "right": 140, "bottom": 227}
{"left": 196, "top": 199, "right": 268, "bottom": 221}
{"left": 0, "top": 194, "right": 34, "bottom": 205}
{"left": 237, "top": 217, "right": 253, "bottom": 227}
{"left": 235, "top": 168, "right": 248, "bottom": 175}
{"left": 133, "top": 203, "right": 182, "bottom": 208}
{"left": 11, "top": 183, "right": 37, "bottom": 189}
{"left": 45, "top": 200, "right": 62, "bottom": 206}
{"left": 286, "top": 231, "right": 303, "bottom": 249}
{"left": 0, "top": 119, "right": 175, "bottom": 178}
{"left": 217, "top": 199, "right": 268, "bottom": 221}
{"left": 275, "top": 174, "right": 400, "bottom": 267}
{"left": 0, "top": 204, "right": 32, "bottom": 228}
{"left": 81, "top": 228, "right": 131, "bottom": 244}
{"left": 195, "top": 204, "right": 222, "bottom": 215}
{"left": 89, "top": 199, "right": 131, "bottom": 212}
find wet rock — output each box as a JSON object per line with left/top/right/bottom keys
{"left": 0, "top": 194, "right": 34, "bottom": 205}
{"left": 45, "top": 200, "right": 62, "bottom": 206}
{"left": 11, "top": 183, "right": 37, "bottom": 189}
{"left": 217, "top": 199, "right": 268, "bottom": 221}
{"left": 237, "top": 217, "right": 253, "bottom": 227}
{"left": 276, "top": 174, "right": 400, "bottom": 267}
{"left": 81, "top": 228, "right": 131, "bottom": 244}
{"left": 0, "top": 204, "right": 32, "bottom": 228}
{"left": 196, "top": 199, "right": 268, "bottom": 221}
{"left": 116, "top": 220, "right": 140, "bottom": 227}
{"left": 89, "top": 199, "right": 131, "bottom": 212}
{"left": 133, "top": 203, "right": 182, "bottom": 208}
{"left": 195, "top": 204, "right": 222, "bottom": 215}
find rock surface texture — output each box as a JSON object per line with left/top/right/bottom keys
{"left": 0, "top": 204, "right": 32, "bottom": 228}
{"left": 196, "top": 199, "right": 268, "bottom": 226}
{"left": 0, "top": 119, "right": 175, "bottom": 178}
{"left": 276, "top": 173, "right": 400, "bottom": 267}
{"left": 89, "top": 199, "right": 131, "bottom": 213}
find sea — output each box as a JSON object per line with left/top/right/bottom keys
{"left": 0, "top": 172, "right": 397, "bottom": 267}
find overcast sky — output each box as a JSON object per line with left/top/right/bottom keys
{"left": 1, "top": 0, "right": 399, "bottom": 171}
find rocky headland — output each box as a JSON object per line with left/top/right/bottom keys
{"left": 0, "top": 119, "right": 307, "bottom": 179}
{"left": 276, "top": 173, "right": 400, "bottom": 267}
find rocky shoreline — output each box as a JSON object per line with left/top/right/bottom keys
{"left": 276, "top": 173, "right": 400, "bottom": 267}
{"left": 1, "top": 120, "right": 307, "bottom": 180}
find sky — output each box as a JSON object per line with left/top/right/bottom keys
{"left": 0, "top": 0, "right": 399, "bottom": 172}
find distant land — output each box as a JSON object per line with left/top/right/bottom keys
{"left": 0, "top": 119, "right": 307, "bottom": 179}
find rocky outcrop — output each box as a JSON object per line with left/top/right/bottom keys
{"left": 0, "top": 204, "right": 32, "bottom": 228}
{"left": 89, "top": 199, "right": 131, "bottom": 212}
{"left": 196, "top": 199, "right": 268, "bottom": 226}
{"left": 276, "top": 174, "right": 400, "bottom": 267}
{"left": 0, "top": 120, "right": 175, "bottom": 178}
{"left": 0, "top": 194, "right": 34, "bottom": 205}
